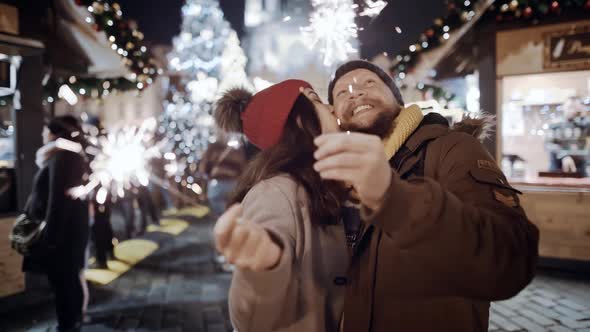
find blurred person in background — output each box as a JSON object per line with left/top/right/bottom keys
{"left": 148, "top": 154, "right": 174, "bottom": 213}
{"left": 137, "top": 184, "right": 160, "bottom": 235}
{"left": 84, "top": 116, "right": 115, "bottom": 269}
{"left": 22, "top": 115, "right": 90, "bottom": 332}
{"left": 199, "top": 132, "right": 247, "bottom": 217}
{"left": 546, "top": 97, "right": 589, "bottom": 176}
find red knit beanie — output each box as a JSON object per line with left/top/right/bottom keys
{"left": 214, "top": 79, "right": 312, "bottom": 150}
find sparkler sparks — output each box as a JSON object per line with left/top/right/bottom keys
{"left": 70, "top": 119, "right": 161, "bottom": 202}
{"left": 301, "top": 0, "right": 358, "bottom": 67}
{"left": 359, "top": 0, "right": 387, "bottom": 17}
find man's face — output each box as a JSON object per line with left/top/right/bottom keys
{"left": 332, "top": 69, "right": 401, "bottom": 137}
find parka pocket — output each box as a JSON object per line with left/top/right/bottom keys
{"left": 469, "top": 168, "right": 522, "bottom": 194}
{"left": 469, "top": 168, "right": 523, "bottom": 208}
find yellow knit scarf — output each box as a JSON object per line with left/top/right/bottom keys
{"left": 382, "top": 104, "right": 424, "bottom": 160}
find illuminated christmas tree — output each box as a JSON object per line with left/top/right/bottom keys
{"left": 159, "top": 0, "right": 251, "bottom": 188}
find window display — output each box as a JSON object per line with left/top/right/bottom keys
{"left": 0, "top": 95, "right": 16, "bottom": 212}
{"left": 501, "top": 70, "right": 590, "bottom": 185}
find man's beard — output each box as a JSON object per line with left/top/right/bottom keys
{"left": 341, "top": 108, "right": 398, "bottom": 138}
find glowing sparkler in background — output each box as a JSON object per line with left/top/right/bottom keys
{"left": 67, "top": 115, "right": 246, "bottom": 206}
{"left": 70, "top": 118, "right": 162, "bottom": 202}
{"left": 359, "top": 0, "right": 387, "bottom": 17}
{"left": 301, "top": 0, "right": 358, "bottom": 67}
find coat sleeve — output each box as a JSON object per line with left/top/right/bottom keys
{"left": 361, "top": 132, "right": 539, "bottom": 301}
{"left": 228, "top": 178, "right": 300, "bottom": 332}
{"left": 43, "top": 151, "right": 75, "bottom": 249}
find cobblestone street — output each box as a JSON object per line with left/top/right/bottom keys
{"left": 1, "top": 208, "right": 589, "bottom": 332}
{"left": 490, "top": 273, "right": 590, "bottom": 332}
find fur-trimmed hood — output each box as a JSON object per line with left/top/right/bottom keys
{"left": 450, "top": 114, "right": 495, "bottom": 142}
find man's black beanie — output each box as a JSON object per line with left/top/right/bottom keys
{"left": 328, "top": 60, "right": 405, "bottom": 106}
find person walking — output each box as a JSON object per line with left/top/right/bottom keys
{"left": 22, "top": 115, "right": 90, "bottom": 332}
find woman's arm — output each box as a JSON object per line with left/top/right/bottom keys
{"left": 214, "top": 177, "right": 301, "bottom": 332}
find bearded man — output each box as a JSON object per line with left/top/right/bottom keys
{"left": 312, "top": 60, "right": 539, "bottom": 332}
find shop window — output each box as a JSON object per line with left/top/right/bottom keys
{"left": 0, "top": 95, "right": 16, "bottom": 213}
{"left": 0, "top": 54, "right": 19, "bottom": 213}
{"left": 501, "top": 71, "right": 590, "bottom": 184}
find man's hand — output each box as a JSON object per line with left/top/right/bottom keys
{"left": 314, "top": 132, "right": 392, "bottom": 210}
{"left": 213, "top": 204, "right": 282, "bottom": 272}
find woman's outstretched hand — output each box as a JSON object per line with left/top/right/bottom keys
{"left": 213, "top": 204, "right": 282, "bottom": 272}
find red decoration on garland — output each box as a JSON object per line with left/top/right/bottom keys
{"left": 551, "top": 1, "right": 560, "bottom": 12}
{"left": 426, "top": 29, "right": 435, "bottom": 38}
{"left": 75, "top": 0, "right": 83, "bottom": 5}
{"left": 523, "top": 6, "right": 533, "bottom": 18}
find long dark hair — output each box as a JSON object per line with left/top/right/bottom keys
{"left": 230, "top": 95, "right": 345, "bottom": 225}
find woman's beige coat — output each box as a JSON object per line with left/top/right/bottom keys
{"left": 229, "top": 175, "right": 349, "bottom": 332}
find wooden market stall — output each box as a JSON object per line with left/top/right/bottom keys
{"left": 382, "top": 2, "right": 590, "bottom": 266}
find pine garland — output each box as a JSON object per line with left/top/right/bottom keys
{"left": 390, "top": 0, "right": 590, "bottom": 83}
{"left": 46, "top": 0, "right": 160, "bottom": 102}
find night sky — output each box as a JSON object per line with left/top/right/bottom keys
{"left": 119, "top": 0, "right": 446, "bottom": 59}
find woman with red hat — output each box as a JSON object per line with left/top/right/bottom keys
{"left": 213, "top": 79, "right": 348, "bottom": 332}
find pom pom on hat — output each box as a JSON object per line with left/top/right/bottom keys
{"left": 214, "top": 87, "right": 253, "bottom": 133}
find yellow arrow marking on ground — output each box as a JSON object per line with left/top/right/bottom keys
{"left": 85, "top": 205, "right": 208, "bottom": 285}
{"left": 162, "top": 205, "right": 210, "bottom": 218}
{"left": 85, "top": 239, "right": 158, "bottom": 285}
{"left": 147, "top": 218, "right": 188, "bottom": 235}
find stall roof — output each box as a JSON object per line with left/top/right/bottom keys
{"left": 402, "top": 0, "right": 495, "bottom": 87}
{"left": 50, "top": 0, "right": 129, "bottom": 78}
{"left": 0, "top": 33, "right": 44, "bottom": 56}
